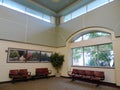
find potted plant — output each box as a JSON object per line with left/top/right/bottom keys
{"left": 49, "top": 53, "right": 64, "bottom": 76}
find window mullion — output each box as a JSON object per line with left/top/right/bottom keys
{"left": 96, "top": 45, "right": 99, "bottom": 66}
{"left": 83, "top": 47, "right": 85, "bottom": 66}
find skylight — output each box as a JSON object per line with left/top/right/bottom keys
{"left": 0, "top": 0, "right": 51, "bottom": 23}
{"left": 64, "top": 0, "right": 114, "bottom": 23}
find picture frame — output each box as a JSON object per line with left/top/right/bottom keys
{"left": 7, "top": 48, "right": 52, "bottom": 63}
{"left": 40, "top": 51, "right": 52, "bottom": 62}
{"left": 25, "top": 50, "right": 41, "bottom": 62}
{"left": 7, "top": 48, "right": 26, "bottom": 63}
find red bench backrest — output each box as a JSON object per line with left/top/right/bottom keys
{"left": 19, "top": 69, "right": 28, "bottom": 77}
{"left": 85, "top": 70, "right": 94, "bottom": 76}
{"left": 79, "top": 70, "right": 86, "bottom": 75}
{"left": 36, "top": 68, "right": 49, "bottom": 74}
{"left": 72, "top": 69, "right": 79, "bottom": 74}
{"left": 94, "top": 71, "right": 104, "bottom": 78}
{"left": 9, "top": 69, "right": 19, "bottom": 75}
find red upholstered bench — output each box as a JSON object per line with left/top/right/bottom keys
{"left": 91, "top": 71, "right": 104, "bottom": 81}
{"left": 68, "top": 69, "right": 105, "bottom": 86}
{"left": 83, "top": 70, "right": 94, "bottom": 79}
{"left": 19, "top": 69, "right": 31, "bottom": 79}
{"left": 68, "top": 69, "right": 79, "bottom": 77}
{"left": 9, "top": 69, "right": 31, "bottom": 82}
{"left": 35, "top": 68, "right": 52, "bottom": 78}
{"left": 9, "top": 69, "right": 20, "bottom": 79}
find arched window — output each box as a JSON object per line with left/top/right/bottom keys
{"left": 71, "top": 31, "right": 114, "bottom": 68}
{"left": 73, "top": 31, "right": 110, "bottom": 42}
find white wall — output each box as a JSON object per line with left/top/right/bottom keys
{"left": 0, "top": 5, "right": 56, "bottom": 47}
{"left": 0, "top": 40, "right": 56, "bottom": 82}
{"left": 0, "top": 0, "right": 120, "bottom": 86}
{"left": 55, "top": 47, "right": 69, "bottom": 76}
{"left": 0, "top": 0, "right": 120, "bottom": 47}
{"left": 0, "top": 32, "right": 118, "bottom": 84}
{"left": 112, "top": 38, "right": 120, "bottom": 86}
{"left": 55, "top": 1, "right": 120, "bottom": 85}
{"left": 57, "top": 0, "right": 120, "bottom": 46}
{"left": 56, "top": 27, "right": 120, "bottom": 85}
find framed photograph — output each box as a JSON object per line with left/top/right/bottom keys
{"left": 25, "top": 50, "right": 41, "bottom": 62}
{"left": 7, "top": 48, "right": 52, "bottom": 63}
{"left": 40, "top": 51, "right": 52, "bottom": 62}
{"left": 7, "top": 48, "right": 27, "bottom": 63}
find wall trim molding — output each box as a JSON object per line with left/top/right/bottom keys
{"left": 0, "top": 39, "right": 58, "bottom": 48}
{"left": 0, "top": 75, "right": 55, "bottom": 84}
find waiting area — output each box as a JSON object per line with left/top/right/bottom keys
{"left": 0, "top": 0, "right": 120, "bottom": 90}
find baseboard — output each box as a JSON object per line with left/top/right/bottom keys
{"left": 101, "top": 81, "right": 120, "bottom": 88}
{"left": 60, "top": 76, "right": 71, "bottom": 79}
{"left": 50, "top": 75, "right": 56, "bottom": 77}
{"left": 0, "top": 75, "right": 56, "bottom": 84}
{"left": 60, "top": 75, "right": 120, "bottom": 88}
{"left": 0, "top": 81, "right": 11, "bottom": 84}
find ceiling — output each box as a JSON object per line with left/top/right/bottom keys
{"left": 13, "top": 0, "right": 94, "bottom": 17}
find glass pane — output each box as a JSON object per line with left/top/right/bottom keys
{"left": 87, "top": 0, "right": 108, "bottom": 12}
{"left": 72, "top": 6, "right": 86, "bottom": 19}
{"left": 97, "top": 51, "right": 114, "bottom": 67}
{"left": 72, "top": 48, "right": 83, "bottom": 66}
{"left": 83, "top": 32, "right": 110, "bottom": 40}
{"left": 84, "top": 46, "right": 97, "bottom": 52}
{"left": 96, "top": 32, "right": 110, "bottom": 36}
{"left": 83, "top": 32, "right": 97, "bottom": 40}
{"left": 73, "top": 53, "right": 83, "bottom": 66}
{"left": 0, "top": 0, "right": 2, "bottom": 5}
{"left": 74, "top": 36, "right": 82, "bottom": 42}
{"left": 84, "top": 51, "right": 97, "bottom": 66}
{"left": 26, "top": 8, "right": 42, "bottom": 19}
{"left": 42, "top": 14, "right": 51, "bottom": 22}
{"left": 3, "top": 0, "right": 25, "bottom": 13}
{"left": 109, "top": 0, "right": 114, "bottom": 2}
{"left": 98, "top": 44, "right": 112, "bottom": 51}
{"left": 64, "top": 14, "right": 71, "bottom": 22}
{"left": 73, "top": 48, "right": 83, "bottom": 53}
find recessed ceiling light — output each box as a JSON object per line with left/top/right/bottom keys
{"left": 52, "top": 0, "right": 60, "bottom": 3}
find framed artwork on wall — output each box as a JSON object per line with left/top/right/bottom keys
{"left": 7, "top": 48, "right": 52, "bottom": 63}
{"left": 25, "top": 50, "right": 41, "bottom": 62}
{"left": 40, "top": 51, "right": 52, "bottom": 62}
{"left": 7, "top": 48, "right": 26, "bottom": 63}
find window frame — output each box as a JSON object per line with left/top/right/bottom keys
{"left": 73, "top": 31, "right": 110, "bottom": 42}
{"left": 71, "top": 31, "right": 114, "bottom": 69}
{"left": 72, "top": 43, "right": 114, "bottom": 68}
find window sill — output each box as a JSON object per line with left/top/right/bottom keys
{"left": 71, "top": 65, "right": 115, "bottom": 69}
